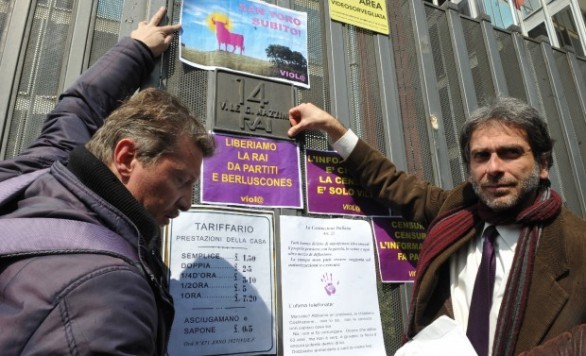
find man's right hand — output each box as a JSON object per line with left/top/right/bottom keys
{"left": 288, "top": 103, "right": 348, "bottom": 142}
{"left": 131, "top": 7, "right": 181, "bottom": 57}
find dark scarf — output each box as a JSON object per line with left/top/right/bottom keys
{"left": 67, "top": 146, "right": 161, "bottom": 251}
{"left": 408, "top": 185, "right": 562, "bottom": 355}
{"left": 67, "top": 146, "right": 173, "bottom": 355}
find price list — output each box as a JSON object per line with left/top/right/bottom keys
{"left": 167, "top": 209, "right": 276, "bottom": 356}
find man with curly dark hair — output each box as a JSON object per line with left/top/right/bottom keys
{"left": 288, "top": 98, "right": 586, "bottom": 356}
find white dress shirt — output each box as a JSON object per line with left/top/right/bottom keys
{"left": 332, "top": 129, "right": 520, "bottom": 354}
{"left": 451, "top": 224, "right": 519, "bottom": 355}
{"left": 331, "top": 128, "right": 359, "bottom": 159}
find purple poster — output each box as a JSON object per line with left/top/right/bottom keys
{"left": 305, "top": 149, "right": 391, "bottom": 217}
{"left": 372, "top": 217, "right": 426, "bottom": 283}
{"left": 201, "top": 133, "right": 302, "bottom": 208}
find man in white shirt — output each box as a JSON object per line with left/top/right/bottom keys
{"left": 287, "top": 97, "right": 586, "bottom": 356}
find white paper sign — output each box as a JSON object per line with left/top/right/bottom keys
{"left": 167, "top": 208, "right": 276, "bottom": 355}
{"left": 395, "top": 316, "right": 477, "bottom": 356}
{"left": 279, "top": 215, "right": 387, "bottom": 355}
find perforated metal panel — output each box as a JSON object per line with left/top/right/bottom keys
{"left": 5, "top": 0, "right": 74, "bottom": 159}
{"left": 553, "top": 49, "right": 586, "bottom": 169}
{"left": 0, "top": 0, "right": 12, "bottom": 57}
{"left": 389, "top": 0, "right": 434, "bottom": 183}
{"left": 88, "top": 0, "right": 122, "bottom": 67}
{"left": 344, "top": 27, "right": 387, "bottom": 152}
{"left": 461, "top": 17, "right": 495, "bottom": 105}
{"left": 519, "top": 37, "right": 544, "bottom": 104}
{"left": 494, "top": 28, "right": 527, "bottom": 102}
{"left": 294, "top": 0, "right": 329, "bottom": 151}
{"left": 526, "top": 40, "right": 582, "bottom": 213}
{"left": 425, "top": 5, "right": 466, "bottom": 185}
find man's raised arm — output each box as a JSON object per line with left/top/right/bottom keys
{"left": 5, "top": 7, "right": 180, "bottom": 175}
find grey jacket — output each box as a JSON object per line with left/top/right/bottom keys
{"left": 0, "top": 37, "right": 173, "bottom": 355}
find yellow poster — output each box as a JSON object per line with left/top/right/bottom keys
{"left": 328, "top": 0, "right": 389, "bottom": 35}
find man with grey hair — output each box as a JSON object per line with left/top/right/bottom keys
{"left": 0, "top": 7, "right": 214, "bottom": 355}
{"left": 288, "top": 97, "right": 586, "bottom": 355}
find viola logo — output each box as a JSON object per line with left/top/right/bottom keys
{"left": 279, "top": 69, "right": 306, "bottom": 81}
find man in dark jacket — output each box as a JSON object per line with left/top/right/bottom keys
{"left": 0, "top": 7, "right": 214, "bottom": 355}
{"left": 287, "top": 99, "right": 586, "bottom": 356}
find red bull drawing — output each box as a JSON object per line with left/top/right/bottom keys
{"left": 180, "top": 0, "right": 309, "bottom": 88}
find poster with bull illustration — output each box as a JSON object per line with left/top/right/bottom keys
{"left": 180, "top": 0, "right": 309, "bottom": 88}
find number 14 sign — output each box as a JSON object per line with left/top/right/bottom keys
{"left": 214, "top": 71, "right": 295, "bottom": 140}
